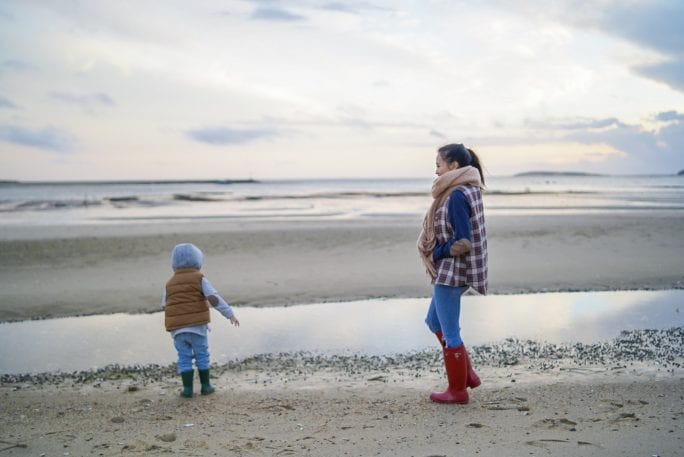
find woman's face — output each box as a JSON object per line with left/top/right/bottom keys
{"left": 435, "top": 153, "right": 458, "bottom": 176}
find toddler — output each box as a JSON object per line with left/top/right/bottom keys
{"left": 162, "top": 243, "right": 239, "bottom": 397}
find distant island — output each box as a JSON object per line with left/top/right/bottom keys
{"left": 514, "top": 171, "right": 604, "bottom": 177}
{"left": 678, "top": 170, "right": 684, "bottom": 176}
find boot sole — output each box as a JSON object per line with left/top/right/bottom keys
{"left": 429, "top": 392, "right": 469, "bottom": 404}
{"left": 430, "top": 397, "right": 469, "bottom": 405}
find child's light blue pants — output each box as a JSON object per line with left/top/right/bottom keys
{"left": 425, "top": 284, "right": 468, "bottom": 348}
{"left": 173, "top": 332, "right": 210, "bottom": 373}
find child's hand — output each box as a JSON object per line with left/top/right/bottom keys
{"left": 230, "top": 316, "right": 240, "bottom": 327}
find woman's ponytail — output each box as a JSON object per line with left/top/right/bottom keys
{"left": 467, "top": 148, "right": 485, "bottom": 185}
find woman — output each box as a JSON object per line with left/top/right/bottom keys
{"left": 417, "top": 143, "right": 488, "bottom": 404}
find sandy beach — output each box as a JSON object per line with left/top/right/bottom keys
{"left": 2, "top": 330, "right": 682, "bottom": 456}
{"left": 1, "top": 212, "right": 682, "bottom": 322}
{"left": 1, "top": 211, "right": 683, "bottom": 456}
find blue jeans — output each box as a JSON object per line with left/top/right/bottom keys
{"left": 425, "top": 284, "right": 468, "bottom": 348}
{"left": 173, "top": 332, "right": 210, "bottom": 373}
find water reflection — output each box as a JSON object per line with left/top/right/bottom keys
{"left": 0, "top": 290, "right": 681, "bottom": 374}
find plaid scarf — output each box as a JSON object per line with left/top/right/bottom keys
{"left": 417, "top": 166, "right": 483, "bottom": 278}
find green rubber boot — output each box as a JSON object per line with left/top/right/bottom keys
{"left": 198, "top": 369, "right": 215, "bottom": 395}
{"left": 180, "top": 370, "right": 194, "bottom": 398}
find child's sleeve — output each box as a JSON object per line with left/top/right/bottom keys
{"left": 201, "top": 277, "right": 235, "bottom": 319}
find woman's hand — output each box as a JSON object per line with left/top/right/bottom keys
{"left": 230, "top": 316, "right": 240, "bottom": 327}
{"left": 449, "top": 238, "right": 472, "bottom": 256}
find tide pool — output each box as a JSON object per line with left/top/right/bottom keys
{"left": 1, "top": 289, "right": 681, "bottom": 374}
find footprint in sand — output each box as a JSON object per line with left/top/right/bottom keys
{"left": 481, "top": 396, "right": 530, "bottom": 412}
{"left": 156, "top": 433, "right": 176, "bottom": 442}
{"left": 466, "top": 423, "right": 486, "bottom": 428}
{"left": 598, "top": 399, "right": 625, "bottom": 412}
{"left": 182, "top": 438, "right": 209, "bottom": 450}
{"left": 122, "top": 439, "right": 163, "bottom": 452}
{"left": 610, "top": 412, "right": 639, "bottom": 423}
{"left": 525, "top": 438, "right": 600, "bottom": 450}
{"left": 533, "top": 417, "right": 578, "bottom": 431}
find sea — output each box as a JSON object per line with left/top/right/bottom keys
{"left": 1, "top": 173, "right": 683, "bottom": 227}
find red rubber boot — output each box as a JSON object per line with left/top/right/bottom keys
{"left": 430, "top": 344, "right": 469, "bottom": 404}
{"left": 464, "top": 349, "right": 481, "bottom": 388}
{"left": 435, "top": 331, "right": 480, "bottom": 389}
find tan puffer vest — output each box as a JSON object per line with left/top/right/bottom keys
{"left": 164, "top": 269, "right": 210, "bottom": 331}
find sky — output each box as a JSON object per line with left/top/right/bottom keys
{"left": 1, "top": 0, "right": 683, "bottom": 180}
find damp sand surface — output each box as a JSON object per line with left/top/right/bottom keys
{"left": 1, "top": 327, "right": 682, "bottom": 457}
{"left": 1, "top": 212, "right": 683, "bottom": 322}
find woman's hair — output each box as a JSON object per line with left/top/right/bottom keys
{"left": 171, "top": 243, "right": 204, "bottom": 270}
{"left": 438, "top": 143, "right": 485, "bottom": 185}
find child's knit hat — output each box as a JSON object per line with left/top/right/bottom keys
{"left": 171, "top": 243, "right": 203, "bottom": 270}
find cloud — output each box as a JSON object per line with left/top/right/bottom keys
{"left": 565, "top": 118, "right": 682, "bottom": 173}
{"left": 574, "top": 1, "right": 684, "bottom": 92}
{"left": 523, "top": 112, "right": 683, "bottom": 172}
{"left": 635, "top": 59, "right": 684, "bottom": 92}
{"left": 500, "top": 1, "right": 684, "bottom": 92}
{"left": 0, "top": 59, "right": 36, "bottom": 75}
{"left": 657, "top": 119, "right": 684, "bottom": 155}
{"left": 0, "top": 125, "right": 75, "bottom": 152}
{"left": 320, "top": 3, "right": 360, "bottom": 14}
{"left": 0, "top": 96, "right": 16, "bottom": 108}
{"left": 429, "top": 129, "right": 447, "bottom": 139}
{"left": 2, "top": 60, "right": 30, "bottom": 70}
{"left": 49, "top": 91, "right": 115, "bottom": 108}
{"left": 188, "top": 126, "right": 279, "bottom": 145}
{"left": 524, "top": 117, "right": 623, "bottom": 131}
{"left": 656, "top": 110, "right": 684, "bottom": 122}
{"left": 558, "top": 118, "right": 622, "bottom": 130}
{"left": 568, "top": 123, "right": 656, "bottom": 153}
{"left": 597, "top": 1, "right": 684, "bottom": 57}
{"left": 251, "top": 7, "right": 306, "bottom": 22}
{"left": 492, "top": 111, "right": 683, "bottom": 173}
